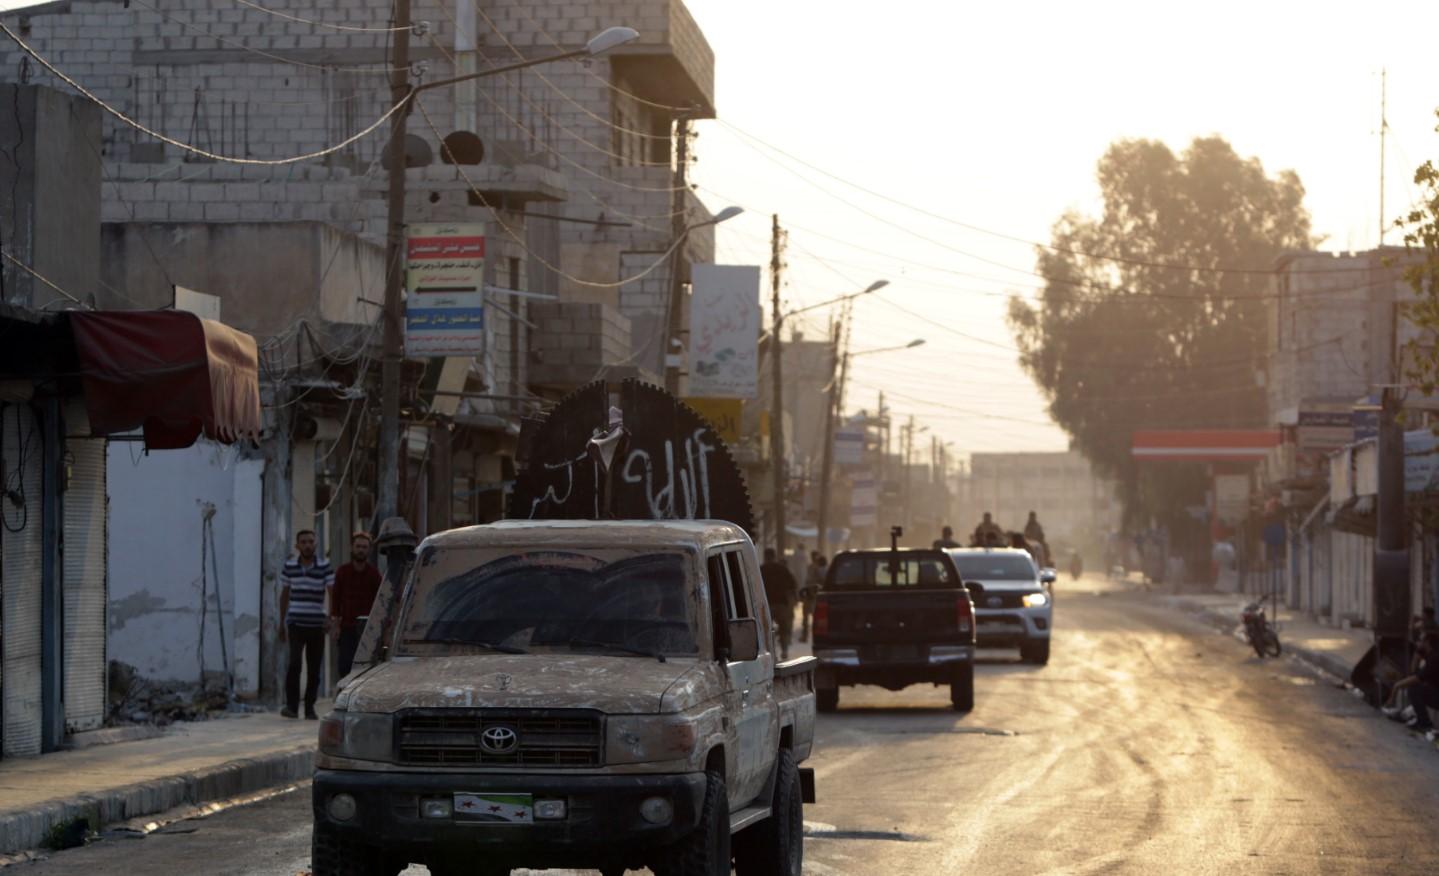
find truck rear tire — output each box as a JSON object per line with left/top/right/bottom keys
{"left": 1021, "top": 640, "right": 1050, "bottom": 665}
{"left": 950, "top": 663, "right": 974, "bottom": 712}
{"left": 312, "top": 823, "right": 392, "bottom": 876}
{"left": 734, "top": 749, "right": 804, "bottom": 876}
{"left": 658, "top": 770, "right": 730, "bottom": 876}
{"left": 816, "top": 686, "right": 839, "bottom": 713}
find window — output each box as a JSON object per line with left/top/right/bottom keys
{"left": 724, "top": 551, "right": 752, "bottom": 619}
{"left": 828, "top": 553, "right": 958, "bottom": 589}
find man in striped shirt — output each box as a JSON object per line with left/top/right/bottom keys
{"left": 279, "top": 529, "right": 334, "bottom": 719}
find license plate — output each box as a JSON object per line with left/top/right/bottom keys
{"left": 874, "top": 644, "right": 919, "bottom": 661}
{"left": 453, "top": 793, "right": 534, "bottom": 824}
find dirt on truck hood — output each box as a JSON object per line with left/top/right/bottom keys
{"left": 341, "top": 654, "right": 707, "bottom": 714}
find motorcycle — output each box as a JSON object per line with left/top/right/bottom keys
{"left": 1241, "top": 595, "right": 1282, "bottom": 658}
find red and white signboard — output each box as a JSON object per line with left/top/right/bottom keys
{"left": 405, "top": 224, "right": 486, "bottom": 357}
{"left": 1131, "top": 430, "right": 1280, "bottom": 462}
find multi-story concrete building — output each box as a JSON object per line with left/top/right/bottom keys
{"left": 0, "top": 0, "right": 717, "bottom": 702}
{"left": 959, "top": 451, "right": 1121, "bottom": 553}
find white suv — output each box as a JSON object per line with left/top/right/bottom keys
{"left": 945, "top": 548, "right": 1053, "bottom": 665}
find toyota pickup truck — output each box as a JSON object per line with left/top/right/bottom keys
{"left": 812, "top": 545, "right": 975, "bottom": 712}
{"left": 312, "top": 519, "right": 816, "bottom": 876}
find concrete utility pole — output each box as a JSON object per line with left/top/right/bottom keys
{"left": 902, "top": 415, "right": 915, "bottom": 533}
{"left": 816, "top": 316, "right": 844, "bottom": 557}
{"left": 769, "top": 214, "right": 788, "bottom": 556}
{"left": 663, "top": 112, "right": 692, "bottom": 393}
{"left": 375, "top": 0, "right": 413, "bottom": 524}
{"left": 1374, "top": 386, "right": 1409, "bottom": 639}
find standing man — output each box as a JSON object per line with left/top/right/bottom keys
{"left": 933, "top": 526, "right": 961, "bottom": 549}
{"left": 972, "top": 513, "right": 1005, "bottom": 547}
{"left": 799, "top": 552, "right": 827, "bottom": 643}
{"left": 760, "top": 547, "right": 799, "bottom": 660}
{"left": 1024, "top": 511, "right": 1046, "bottom": 546}
{"left": 279, "top": 529, "right": 334, "bottom": 719}
{"left": 331, "top": 531, "right": 382, "bottom": 679}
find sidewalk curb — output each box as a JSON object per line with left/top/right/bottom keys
{"left": 1161, "top": 595, "right": 1357, "bottom": 682}
{"left": 0, "top": 744, "right": 313, "bottom": 856}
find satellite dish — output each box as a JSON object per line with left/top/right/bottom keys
{"left": 382, "top": 134, "right": 433, "bottom": 169}
{"left": 440, "top": 131, "right": 485, "bottom": 166}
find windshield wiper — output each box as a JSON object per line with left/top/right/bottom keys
{"left": 566, "top": 637, "right": 666, "bottom": 663}
{"left": 403, "top": 636, "right": 528, "bottom": 654}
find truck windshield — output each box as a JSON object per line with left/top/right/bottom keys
{"left": 827, "top": 552, "right": 958, "bottom": 589}
{"left": 950, "top": 553, "right": 1037, "bottom": 581}
{"left": 399, "top": 549, "right": 700, "bottom": 658}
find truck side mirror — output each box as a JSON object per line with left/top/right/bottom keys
{"left": 1040, "top": 569, "right": 1057, "bottom": 585}
{"left": 726, "top": 619, "right": 760, "bottom": 662}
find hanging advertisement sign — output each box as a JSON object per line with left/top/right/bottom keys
{"left": 834, "top": 427, "right": 865, "bottom": 466}
{"left": 689, "top": 265, "right": 760, "bottom": 399}
{"left": 850, "top": 476, "right": 878, "bottom": 527}
{"left": 404, "top": 223, "right": 486, "bottom": 356}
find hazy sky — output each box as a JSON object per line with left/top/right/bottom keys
{"left": 684, "top": 0, "right": 1439, "bottom": 459}
{"left": 2, "top": 0, "right": 1436, "bottom": 461}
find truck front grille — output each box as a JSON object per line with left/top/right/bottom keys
{"left": 395, "top": 709, "right": 603, "bottom": 767}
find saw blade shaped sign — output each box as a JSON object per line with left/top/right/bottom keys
{"left": 509, "top": 380, "right": 755, "bottom": 534}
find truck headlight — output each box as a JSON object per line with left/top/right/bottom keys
{"left": 318, "top": 712, "right": 393, "bottom": 762}
{"left": 1022, "top": 592, "right": 1050, "bottom": 608}
{"left": 607, "top": 716, "right": 700, "bottom": 765}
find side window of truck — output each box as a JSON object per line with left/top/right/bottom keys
{"left": 723, "top": 551, "right": 753, "bottom": 619}
{"left": 706, "top": 553, "right": 732, "bottom": 657}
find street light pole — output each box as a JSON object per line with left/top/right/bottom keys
{"left": 373, "top": 18, "right": 640, "bottom": 523}
{"left": 768, "top": 214, "right": 787, "bottom": 557}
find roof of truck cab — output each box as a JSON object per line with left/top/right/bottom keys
{"left": 421, "top": 519, "right": 754, "bottom": 552}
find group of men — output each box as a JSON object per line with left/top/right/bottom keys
{"left": 277, "top": 529, "right": 383, "bottom": 719}
{"left": 963, "top": 511, "right": 1045, "bottom": 549}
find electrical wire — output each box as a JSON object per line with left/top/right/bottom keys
{"left": 0, "top": 249, "right": 85, "bottom": 306}
{"left": 0, "top": 20, "right": 406, "bottom": 166}
{"left": 716, "top": 119, "right": 1385, "bottom": 278}
{"left": 129, "top": 0, "right": 406, "bottom": 73}
{"left": 412, "top": 97, "right": 693, "bottom": 289}
{"left": 230, "top": 0, "right": 415, "bottom": 33}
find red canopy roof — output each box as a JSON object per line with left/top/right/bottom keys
{"left": 69, "top": 311, "right": 262, "bottom": 449}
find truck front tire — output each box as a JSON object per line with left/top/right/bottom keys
{"left": 950, "top": 663, "right": 975, "bottom": 712}
{"left": 658, "top": 770, "right": 730, "bottom": 876}
{"left": 1021, "top": 640, "right": 1051, "bottom": 665}
{"left": 734, "top": 749, "right": 804, "bottom": 876}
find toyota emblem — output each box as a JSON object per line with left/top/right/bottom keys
{"left": 480, "top": 725, "right": 519, "bottom": 755}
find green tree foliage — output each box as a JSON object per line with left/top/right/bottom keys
{"left": 1398, "top": 112, "right": 1439, "bottom": 395}
{"left": 1008, "top": 137, "right": 1314, "bottom": 528}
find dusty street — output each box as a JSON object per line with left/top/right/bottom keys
{"left": 18, "top": 579, "right": 1439, "bottom": 875}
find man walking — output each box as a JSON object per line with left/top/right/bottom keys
{"left": 331, "top": 531, "right": 382, "bottom": 679}
{"left": 760, "top": 547, "right": 799, "bottom": 660}
{"left": 279, "top": 529, "right": 334, "bottom": 719}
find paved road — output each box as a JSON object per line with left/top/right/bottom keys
{"left": 22, "top": 579, "right": 1439, "bottom": 874}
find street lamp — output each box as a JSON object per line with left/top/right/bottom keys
{"left": 816, "top": 334, "right": 926, "bottom": 555}
{"left": 375, "top": 22, "right": 642, "bottom": 524}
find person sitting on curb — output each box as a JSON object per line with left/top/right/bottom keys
{"left": 1393, "top": 633, "right": 1439, "bottom": 741}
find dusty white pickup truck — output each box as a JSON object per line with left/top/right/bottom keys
{"left": 312, "top": 519, "right": 817, "bottom": 876}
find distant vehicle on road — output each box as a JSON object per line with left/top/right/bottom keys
{"left": 812, "top": 536, "right": 976, "bottom": 712}
{"left": 945, "top": 548, "right": 1054, "bottom": 665}
{"left": 313, "top": 520, "right": 816, "bottom": 876}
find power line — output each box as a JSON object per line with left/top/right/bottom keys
{"left": 0, "top": 249, "right": 85, "bottom": 306}
{"left": 412, "top": 98, "right": 695, "bottom": 289}
{"left": 716, "top": 119, "right": 1386, "bottom": 278}
{"left": 230, "top": 0, "right": 415, "bottom": 33}
{"left": 0, "top": 20, "right": 406, "bottom": 166}
{"left": 128, "top": 0, "right": 405, "bottom": 73}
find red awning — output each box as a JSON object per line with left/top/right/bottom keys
{"left": 69, "top": 311, "right": 262, "bottom": 449}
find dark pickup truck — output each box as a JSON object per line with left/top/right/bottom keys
{"left": 811, "top": 547, "right": 976, "bottom": 712}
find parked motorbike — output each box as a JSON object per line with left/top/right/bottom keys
{"left": 1241, "top": 596, "right": 1282, "bottom": 658}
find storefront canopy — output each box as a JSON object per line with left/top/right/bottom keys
{"left": 68, "top": 311, "right": 261, "bottom": 449}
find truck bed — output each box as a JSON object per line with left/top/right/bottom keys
{"left": 775, "top": 656, "right": 817, "bottom": 762}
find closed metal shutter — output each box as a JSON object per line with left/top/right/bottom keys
{"left": 2, "top": 405, "right": 44, "bottom": 757}
{"left": 63, "top": 438, "right": 106, "bottom": 733}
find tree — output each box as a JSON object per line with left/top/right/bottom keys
{"left": 1008, "top": 137, "right": 1314, "bottom": 533}
{"left": 1398, "top": 111, "right": 1439, "bottom": 394}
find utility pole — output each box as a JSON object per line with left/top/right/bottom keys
{"left": 902, "top": 415, "right": 914, "bottom": 535}
{"left": 1379, "top": 68, "right": 1388, "bottom": 246}
{"left": 768, "top": 214, "right": 788, "bottom": 556}
{"left": 663, "top": 112, "right": 692, "bottom": 393}
{"left": 816, "top": 316, "right": 845, "bottom": 557}
{"left": 375, "top": 0, "right": 413, "bottom": 524}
